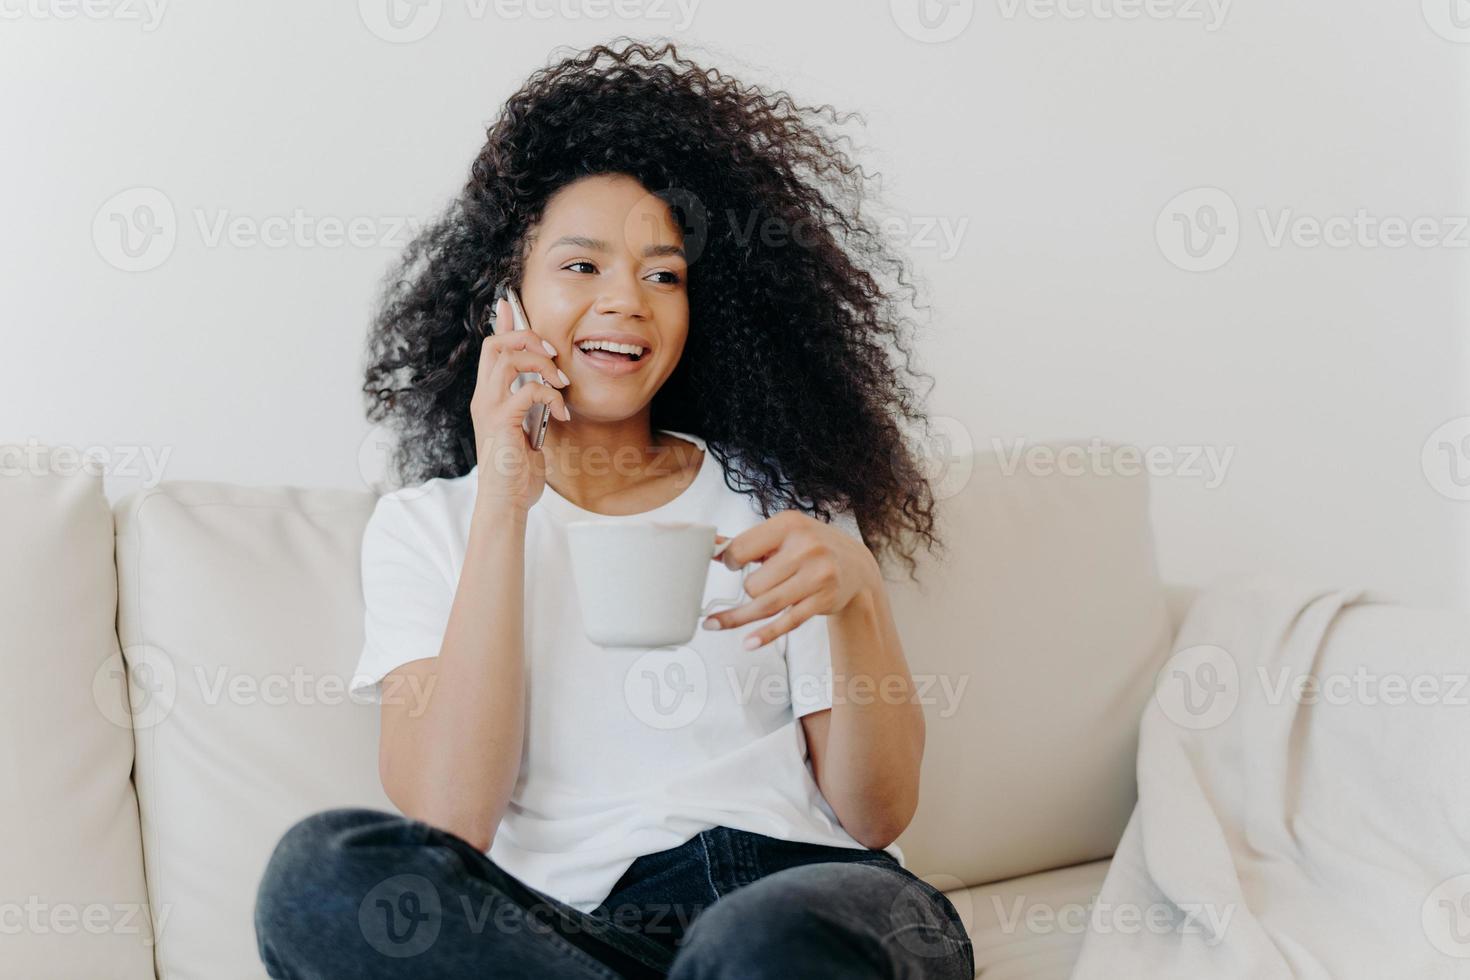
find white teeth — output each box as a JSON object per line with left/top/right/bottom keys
{"left": 577, "top": 340, "right": 645, "bottom": 357}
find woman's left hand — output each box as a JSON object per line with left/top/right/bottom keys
{"left": 704, "top": 510, "right": 879, "bottom": 650}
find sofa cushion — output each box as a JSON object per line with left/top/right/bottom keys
{"left": 944, "top": 858, "right": 1113, "bottom": 979}
{"left": 889, "top": 444, "right": 1172, "bottom": 888}
{"left": 0, "top": 451, "right": 155, "bottom": 979}
{"left": 113, "top": 481, "right": 393, "bottom": 980}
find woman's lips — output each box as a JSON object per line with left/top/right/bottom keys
{"left": 574, "top": 345, "right": 651, "bottom": 377}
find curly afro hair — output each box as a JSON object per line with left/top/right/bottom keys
{"left": 362, "top": 37, "right": 946, "bottom": 581}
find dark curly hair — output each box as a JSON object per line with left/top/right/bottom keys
{"left": 362, "top": 37, "right": 945, "bottom": 581}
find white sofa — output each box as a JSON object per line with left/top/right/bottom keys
{"left": 4, "top": 441, "right": 1197, "bottom": 979}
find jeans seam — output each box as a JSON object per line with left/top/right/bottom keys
{"left": 718, "top": 828, "right": 755, "bottom": 889}
{"left": 735, "top": 830, "right": 760, "bottom": 885}
{"left": 698, "top": 833, "right": 723, "bottom": 899}
{"left": 876, "top": 920, "right": 974, "bottom": 971}
{"left": 876, "top": 872, "right": 974, "bottom": 970}
{"left": 812, "top": 863, "right": 974, "bottom": 968}
{"left": 909, "top": 876, "right": 969, "bottom": 941}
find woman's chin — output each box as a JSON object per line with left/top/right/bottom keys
{"left": 551, "top": 401, "right": 651, "bottom": 427}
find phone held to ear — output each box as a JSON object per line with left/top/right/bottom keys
{"left": 488, "top": 282, "right": 553, "bottom": 451}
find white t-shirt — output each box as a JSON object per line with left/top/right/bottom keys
{"left": 349, "top": 429, "right": 903, "bottom": 912}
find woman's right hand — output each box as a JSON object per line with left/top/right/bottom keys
{"left": 470, "top": 297, "right": 571, "bottom": 515}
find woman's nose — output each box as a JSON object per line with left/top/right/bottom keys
{"left": 593, "top": 269, "right": 651, "bottom": 320}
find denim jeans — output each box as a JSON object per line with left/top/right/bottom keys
{"left": 254, "top": 807, "right": 974, "bottom": 978}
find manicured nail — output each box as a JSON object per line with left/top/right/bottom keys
{"left": 560, "top": 403, "right": 572, "bottom": 421}
{"left": 542, "top": 339, "right": 557, "bottom": 356}
{"left": 702, "top": 618, "right": 722, "bottom": 631}
{"left": 743, "top": 636, "right": 761, "bottom": 651}
{"left": 556, "top": 369, "right": 570, "bottom": 386}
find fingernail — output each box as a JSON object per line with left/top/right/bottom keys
{"left": 542, "top": 339, "right": 557, "bottom": 356}
{"left": 560, "top": 403, "right": 572, "bottom": 421}
{"left": 743, "top": 636, "right": 761, "bottom": 651}
{"left": 557, "top": 369, "right": 570, "bottom": 386}
{"left": 702, "top": 618, "right": 722, "bottom": 631}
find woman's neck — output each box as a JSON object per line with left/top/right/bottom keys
{"left": 541, "top": 418, "right": 701, "bottom": 515}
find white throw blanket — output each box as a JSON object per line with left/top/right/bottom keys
{"left": 1070, "top": 574, "right": 1470, "bottom": 979}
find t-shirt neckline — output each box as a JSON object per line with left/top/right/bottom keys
{"left": 536, "top": 429, "right": 713, "bottom": 523}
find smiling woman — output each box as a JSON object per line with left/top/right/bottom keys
{"left": 253, "top": 37, "right": 972, "bottom": 980}
{"left": 360, "top": 37, "right": 942, "bottom": 580}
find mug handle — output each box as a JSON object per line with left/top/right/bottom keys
{"left": 702, "top": 539, "right": 751, "bottom": 616}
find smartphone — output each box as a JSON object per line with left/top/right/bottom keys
{"left": 488, "top": 283, "right": 552, "bottom": 451}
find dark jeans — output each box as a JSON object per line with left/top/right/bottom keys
{"left": 254, "top": 807, "right": 975, "bottom": 978}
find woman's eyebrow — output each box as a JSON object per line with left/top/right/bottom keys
{"left": 549, "top": 234, "right": 685, "bottom": 259}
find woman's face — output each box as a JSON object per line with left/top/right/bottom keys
{"left": 518, "top": 173, "right": 690, "bottom": 425}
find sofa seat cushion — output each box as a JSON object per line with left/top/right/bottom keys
{"left": 944, "top": 858, "right": 1112, "bottom": 979}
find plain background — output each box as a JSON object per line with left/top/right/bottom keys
{"left": 3, "top": 1, "right": 1467, "bottom": 610}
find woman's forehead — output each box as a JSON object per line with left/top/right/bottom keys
{"left": 534, "top": 176, "right": 684, "bottom": 252}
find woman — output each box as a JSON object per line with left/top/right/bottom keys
{"left": 254, "top": 38, "right": 969, "bottom": 979}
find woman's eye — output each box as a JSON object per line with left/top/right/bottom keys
{"left": 562, "top": 262, "right": 681, "bottom": 286}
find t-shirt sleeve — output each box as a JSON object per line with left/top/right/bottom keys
{"left": 349, "top": 493, "right": 454, "bottom": 706}
{"left": 784, "top": 507, "right": 864, "bottom": 720}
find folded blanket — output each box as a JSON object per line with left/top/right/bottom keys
{"left": 1071, "top": 574, "right": 1470, "bottom": 979}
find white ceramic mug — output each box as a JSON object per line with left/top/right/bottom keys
{"left": 565, "top": 520, "right": 752, "bottom": 648}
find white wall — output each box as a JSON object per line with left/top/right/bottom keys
{"left": 2, "top": 1, "right": 1466, "bottom": 609}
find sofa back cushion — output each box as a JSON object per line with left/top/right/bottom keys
{"left": 113, "top": 481, "right": 392, "bottom": 980}
{"left": 889, "top": 445, "right": 1172, "bottom": 889}
{"left": 0, "top": 454, "right": 155, "bottom": 979}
